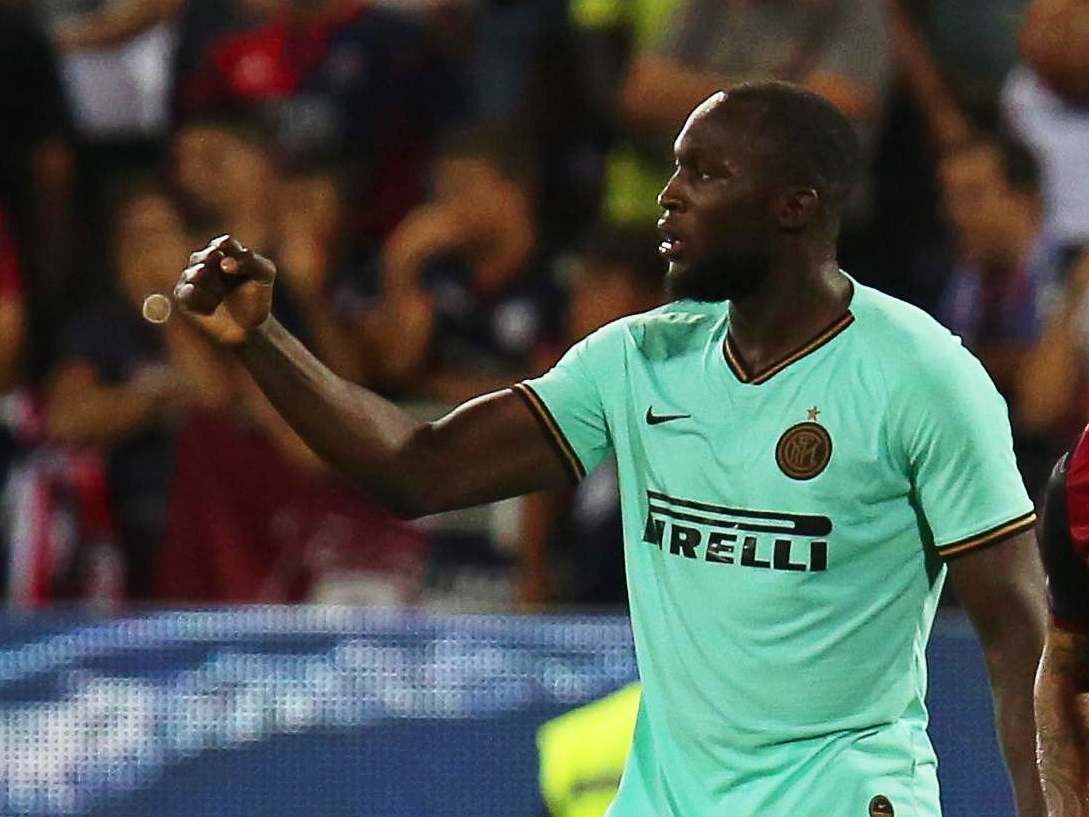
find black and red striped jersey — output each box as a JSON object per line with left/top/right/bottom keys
{"left": 1040, "top": 424, "right": 1089, "bottom": 632}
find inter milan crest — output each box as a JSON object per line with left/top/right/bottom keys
{"left": 775, "top": 411, "right": 832, "bottom": 480}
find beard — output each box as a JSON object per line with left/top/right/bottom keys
{"left": 664, "top": 245, "right": 767, "bottom": 302}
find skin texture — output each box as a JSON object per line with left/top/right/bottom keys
{"left": 1036, "top": 623, "right": 1089, "bottom": 817}
{"left": 173, "top": 89, "right": 1046, "bottom": 815}
{"left": 946, "top": 530, "right": 1047, "bottom": 817}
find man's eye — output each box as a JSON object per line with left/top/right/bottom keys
{"left": 697, "top": 170, "right": 713, "bottom": 181}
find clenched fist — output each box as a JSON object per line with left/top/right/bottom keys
{"left": 174, "top": 235, "right": 277, "bottom": 347}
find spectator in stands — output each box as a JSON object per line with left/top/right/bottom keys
{"left": 171, "top": 0, "right": 280, "bottom": 126}
{"left": 156, "top": 377, "right": 429, "bottom": 605}
{"left": 1005, "top": 0, "right": 1089, "bottom": 259}
{"left": 170, "top": 112, "right": 277, "bottom": 249}
{"left": 938, "top": 138, "right": 1055, "bottom": 394}
{"left": 0, "top": 210, "right": 27, "bottom": 396}
{"left": 45, "top": 0, "right": 179, "bottom": 147}
{"left": 937, "top": 136, "right": 1068, "bottom": 496}
{"left": 0, "top": 207, "right": 30, "bottom": 575}
{"left": 572, "top": 0, "right": 889, "bottom": 235}
{"left": 275, "top": 158, "right": 372, "bottom": 383}
{"left": 365, "top": 127, "right": 565, "bottom": 404}
{"left": 171, "top": 113, "right": 361, "bottom": 380}
{"left": 43, "top": 0, "right": 186, "bottom": 341}
{"left": 0, "top": 1, "right": 75, "bottom": 382}
{"left": 44, "top": 180, "right": 230, "bottom": 599}
{"left": 176, "top": 0, "right": 467, "bottom": 245}
{"left": 1018, "top": 250, "right": 1089, "bottom": 452}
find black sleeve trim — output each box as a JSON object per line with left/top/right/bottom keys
{"left": 938, "top": 511, "right": 1037, "bottom": 560}
{"left": 511, "top": 383, "right": 586, "bottom": 483}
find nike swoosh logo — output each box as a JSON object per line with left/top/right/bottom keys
{"left": 646, "top": 407, "right": 691, "bottom": 425}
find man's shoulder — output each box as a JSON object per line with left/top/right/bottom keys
{"left": 851, "top": 283, "right": 1004, "bottom": 420}
{"left": 580, "top": 300, "right": 724, "bottom": 361}
{"left": 852, "top": 283, "right": 974, "bottom": 373}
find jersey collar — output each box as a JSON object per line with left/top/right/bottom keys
{"left": 723, "top": 280, "right": 856, "bottom": 385}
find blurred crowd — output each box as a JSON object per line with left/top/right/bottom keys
{"left": 0, "top": 0, "right": 1087, "bottom": 611}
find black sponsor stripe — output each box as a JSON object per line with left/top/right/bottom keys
{"left": 647, "top": 490, "right": 832, "bottom": 537}
{"left": 648, "top": 505, "right": 812, "bottom": 535}
{"left": 938, "top": 511, "right": 1037, "bottom": 559}
{"left": 511, "top": 383, "right": 585, "bottom": 483}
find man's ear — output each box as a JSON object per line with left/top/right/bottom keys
{"left": 774, "top": 187, "right": 821, "bottom": 231}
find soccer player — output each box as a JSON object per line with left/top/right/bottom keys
{"left": 173, "top": 81, "right": 1046, "bottom": 816}
{"left": 1035, "top": 425, "right": 1089, "bottom": 815}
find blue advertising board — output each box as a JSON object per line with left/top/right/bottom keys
{"left": 0, "top": 608, "right": 1009, "bottom": 816}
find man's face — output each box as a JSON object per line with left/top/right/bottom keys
{"left": 657, "top": 95, "right": 778, "bottom": 302}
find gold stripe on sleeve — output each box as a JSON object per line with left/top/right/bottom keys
{"left": 511, "top": 383, "right": 586, "bottom": 482}
{"left": 937, "top": 511, "right": 1038, "bottom": 559}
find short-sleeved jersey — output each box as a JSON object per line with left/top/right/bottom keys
{"left": 514, "top": 278, "right": 1035, "bottom": 817}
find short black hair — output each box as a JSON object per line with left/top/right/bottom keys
{"left": 713, "top": 81, "right": 861, "bottom": 211}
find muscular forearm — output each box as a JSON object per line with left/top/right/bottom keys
{"left": 997, "top": 666, "right": 1049, "bottom": 817}
{"left": 987, "top": 630, "right": 1048, "bottom": 817}
{"left": 295, "top": 296, "right": 369, "bottom": 385}
{"left": 952, "top": 534, "right": 1048, "bottom": 816}
{"left": 181, "top": 237, "right": 568, "bottom": 516}
{"left": 236, "top": 316, "right": 432, "bottom": 515}
{"left": 1037, "top": 673, "right": 1089, "bottom": 816}
{"left": 1036, "top": 633, "right": 1089, "bottom": 816}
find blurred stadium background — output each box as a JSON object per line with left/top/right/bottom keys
{"left": 0, "top": 0, "right": 1088, "bottom": 813}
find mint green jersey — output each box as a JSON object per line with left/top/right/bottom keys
{"left": 515, "top": 279, "right": 1035, "bottom": 817}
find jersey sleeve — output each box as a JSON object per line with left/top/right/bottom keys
{"left": 512, "top": 330, "right": 616, "bottom": 484}
{"left": 892, "top": 340, "right": 1036, "bottom": 559}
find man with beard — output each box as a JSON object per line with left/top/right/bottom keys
{"left": 172, "top": 81, "right": 1045, "bottom": 816}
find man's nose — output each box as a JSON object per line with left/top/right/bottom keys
{"left": 657, "top": 169, "right": 685, "bottom": 211}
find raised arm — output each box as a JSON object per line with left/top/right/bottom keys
{"left": 174, "top": 236, "right": 572, "bottom": 519}
{"left": 948, "top": 530, "right": 1047, "bottom": 817}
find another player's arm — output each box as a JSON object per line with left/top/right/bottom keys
{"left": 174, "top": 236, "right": 573, "bottom": 518}
{"left": 1035, "top": 623, "right": 1089, "bottom": 817}
{"left": 948, "top": 530, "right": 1048, "bottom": 817}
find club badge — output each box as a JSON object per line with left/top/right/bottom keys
{"left": 775, "top": 412, "right": 832, "bottom": 481}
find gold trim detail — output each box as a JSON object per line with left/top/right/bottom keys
{"left": 724, "top": 312, "right": 855, "bottom": 385}
{"left": 938, "top": 512, "right": 1038, "bottom": 558}
{"left": 511, "top": 383, "right": 586, "bottom": 481}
